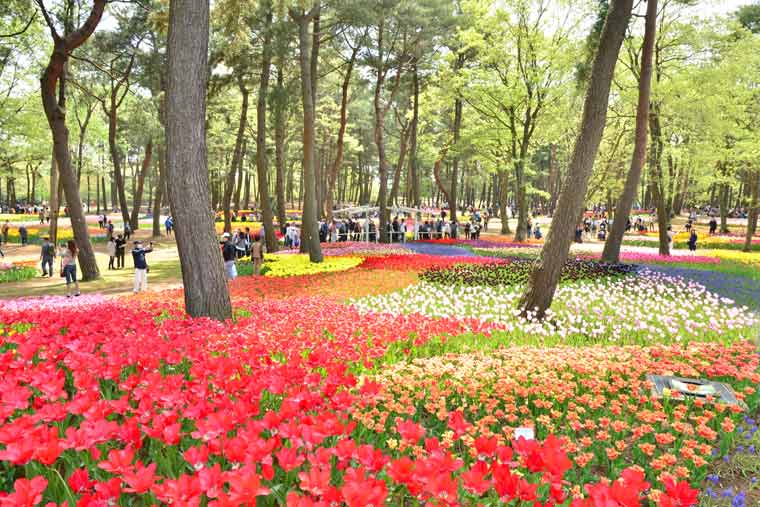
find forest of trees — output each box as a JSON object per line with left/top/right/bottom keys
{"left": 1, "top": 0, "right": 759, "bottom": 318}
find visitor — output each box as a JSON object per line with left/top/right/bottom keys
{"left": 471, "top": 222, "right": 481, "bottom": 240}
{"left": 165, "top": 216, "right": 174, "bottom": 236}
{"left": 19, "top": 225, "right": 28, "bottom": 246}
{"left": 330, "top": 220, "right": 338, "bottom": 243}
{"left": 464, "top": 221, "right": 471, "bottom": 240}
{"left": 221, "top": 232, "right": 237, "bottom": 281}
{"left": 688, "top": 229, "right": 698, "bottom": 252}
{"left": 243, "top": 227, "right": 252, "bottom": 256}
{"left": 39, "top": 236, "right": 55, "bottom": 277}
{"left": 684, "top": 220, "right": 692, "bottom": 232}
{"left": 115, "top": 234, "right": 126, "bottom": 269}
{"left": 107, "top": 236, "right": 117, "bottom": 270}
{"left": 574, "top": 225, "right": 583, "bottom": 243}
{"left": 667, "top": 225, "right": 674, "bottom": 244}
{"left": 399, "top": 218, "right": 407, "bottom": 242}
{"left": 709, "top": 216, "right": 717, "bottom": 235}
{"left": 1, "top": 220, "right": 9, "bottom": 245}
{"left": 251, "top": 235, "right": 264, "bottom": 275}
{"left": 534, "top": 224, "right": 542, "bottom": 240}
{"left": 234, "top": 229, "right": 247, "bottom": 258}
{"left": 442, "top": 220, "right": 450, "bottom": 239}
{"left": 106, "top": 220, "right": 114, "bottom": 240}
{"left": 450, "top": 220, "right": 458, "bottom": 239}
{"left": 61, "top": 240, "right": 81, "bottom": 297}
{"left": 131, "top": 240, "right": 154, "bottom": 293}
{"left": 39, "top": 209, "right": 45, "bottom": 224}
{"left": 124, "top": 221, "right": 132, "bottom": 240}
{"left": 527, "top": 218, "right": 533, "bottom": 238}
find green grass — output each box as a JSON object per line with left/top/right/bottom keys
{"left": 0, "top": 250, "right": 182, "bottom": 298}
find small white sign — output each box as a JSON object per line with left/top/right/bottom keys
{"left": 514, "top": 427, "right": 535, "bottom": 440}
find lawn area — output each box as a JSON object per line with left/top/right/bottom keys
{"left": 0, "top": 237, "right": 757, "bottom": 506}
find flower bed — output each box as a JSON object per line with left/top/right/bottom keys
{"left": 351, "top": 271, "right": 759, "bottom": 344}
{"left": 419, "top": 259, "right": 634, "bottom": 287}
{"left": 359, "top": 253, "right": 507, "bottom": 271}
{"left": 0, "top": 248, "right": 756, "bottom": 505}
{"left": 260, "top": 253, "right": 363, "bottom": 277}
{"left": 578, "top": 252, "right": 722, "bottom": 265}
{"left": 320, "top": 242, "right": 414, "bottom": 257}
{"left": 0, "top": 261, "right": 37, "bottom": 283}
{"left": 355, "top": 342, "right": 757, "bottom": 502}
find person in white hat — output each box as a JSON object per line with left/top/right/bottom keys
{"left": 221, "top": 232, "right": 237, "bottom": 280}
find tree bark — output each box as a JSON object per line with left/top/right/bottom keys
{"left": 75, "top": 102, "right": 94, "bottom": 186}
{"left": 290, "top": 6, "right": 323, "bottom": 262}
{"left": 498, "top": 168, "right": 511, "bottom": 234}
{"left": 166, "top": 0, "right": 232, "bottom": 320}
{"left": 325, "top": 43, "right": 359, "bottom": 221}
{"left": 408, "top": 60, "right": 420, "bottom": 207}
{"left": 389, "top": 123, "right": 411, "bottom": 207}
{"left": 273, "top": 64, "right": 287, "bottom": 231}
{"left": 38, "top": 0, "right": 104, "bottom": 281}
{"left": 152, "top": 142, "right": 165, "bottom": 237}
{"left": 130, "top": 140, "right": 152, "bottom": 229}
{"left": 602, "top": 0, "right": 657, "bottom": 263}
{"left": 223, "top": 79, "right": 248, "bottom": 233}
{"left": 255, "top": 3, "right": 278, "bottom": 252}
{"left": 49, "top": 149, "right": 60, "bottom": 243}
{"left": 744, "top": 171, "right": 758, "bottom": 252}
{"left": 450, "top": 93, "right": 463, "bottom": 222}
{"left": 719, "top": 180, "right": 730, "bottom": 233}
{"left": 519, "top": 0, "right": 633, "bottom": 319}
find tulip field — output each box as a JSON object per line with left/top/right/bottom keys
{"left": 1, "top": 239, "right": 759, "bottom": 506}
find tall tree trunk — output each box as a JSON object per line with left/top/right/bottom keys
{"left": 255, "top": 3, "right": 278, "bottom": 252}
{"left": 408, "top": 60, "right": 420, "bottom": 207}
{"left": 273, "top": 65, "right": 287, "bottom": 230}
{"left": 744, "top": 171, "right": 758, "bottom": 252}
{"left": 234, "top": 140, "right": 246, "bottom": 211}
{"left": 519, "top": 0, "right": 633, "bottom": 319}
{"left": 166, "top": 0, "right": 232, "bottom": 320}
{"left": 372, "top": 16, "right": 402, "bottom": 244}
{"left": 290, "top": 6, "right": 323, "bottom": 262}
{"left": 152, "top": 142, "right": 165, "bottom": 237}
{"left": 325, "top": 44, "right": 359, "bottom": 221}
{"left": 513, "top": 158, "right": 528, "bottom": 241}
{"left": 602, "top": 0, "right": 657, "bottom": 263}
{"left": 450, "top": 94, "right": 463, "bottom": 222}
{"left": 130, "top": 140, "right": 152, "bottom": 229}
{"left": 389, "top": 124, "right": 411, "bottom": 207}
{"left": 76, "top": 104, "right": 94, "bottom": 186}
{"left": 649, "top": 104, "right": 670, "bottom": 255}
{"left": 719, "top": 180, "right": 730, "bottom": 233}
{"left": 39, "top": 1, "right": 104, "bottom": 281}
{"left": 107, "top": 108, "right": 130, "bottom": 226}
{"left": 498, "top": 168, "right": 511, "bottom": 234}
{"left": 223, "top": 79, "right": 249, "bottom": 233}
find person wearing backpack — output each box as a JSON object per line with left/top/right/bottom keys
{"left": 40, "top": 236, "right": 56, "bottom": 277}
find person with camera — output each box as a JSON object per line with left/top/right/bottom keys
{"left": 131, "top": 240, "right": 154, "bottom": 293}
